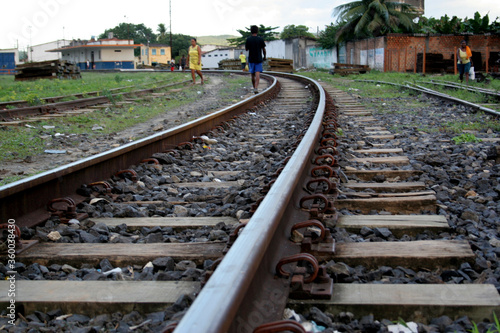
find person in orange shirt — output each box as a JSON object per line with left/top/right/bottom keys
{"left": 457, "top": 40, "right": 473, "bottom": 84}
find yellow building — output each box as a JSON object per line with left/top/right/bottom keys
{"left": 140, "top": 44, "right": 172, "bottom": 66}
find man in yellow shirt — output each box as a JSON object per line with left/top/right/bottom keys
{"left": 239, "top": 52, "right": 247, "bottom": 72}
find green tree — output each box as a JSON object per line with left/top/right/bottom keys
{"left": 227, "top": 25, "right": 279, "bottom": 46}
{"left": 99, "top": 23, "right": 156, "bottom": 56}
{"left": 171, "top": 34, "right": 195, "bottom": 59}
{"left": 463, "top": 12, "right": 491, "bottom": 33}
{"left": 413, "top": 12, "right": 499, "bottom": 34}
{"left": 433, "top": 14, "right": 462, "bottom": 34}
{"left": 280, "top": 25, "right": 316, "bottom": 39}
{"left": 318, "top": 22, "right": 350, "bottom": 48}
{"left": 157, "top": 23, "right": 167, "bottom": 42}
{"left": 333, "top": 0, "right": 418, "bottom": 43}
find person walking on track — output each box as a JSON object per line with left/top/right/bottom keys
{"left": 188, "top": 38, "right": 204, "bottom": 85}
{"left": 245, "top": 25, "right": 266, "bottom": 94}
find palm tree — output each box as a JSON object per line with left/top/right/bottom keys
{"left": 333, "top": 0, "right": 418, "bottom": 43}
{"left": 157, "top": 23, "right": 167, "bottom": 42}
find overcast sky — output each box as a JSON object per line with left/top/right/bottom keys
{"left": 1, "top": 0, "right": 499, "bottom": 49}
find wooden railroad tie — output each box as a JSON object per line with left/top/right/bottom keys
{"left": 13, "top": 242, "right": 225, "bottom": 267}
{"left": 0, "top": 280, "right": 200, "bottom": 315}
{"left": 288, "top": 284, "right": 500, "bottom": 323}
{"left": 335, "top": 215, "right": 449, "bottom": 237}
{"left": 89, "top": 216, "right": 239, "bottom": 231}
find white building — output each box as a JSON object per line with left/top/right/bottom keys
{"left": 48, "top": 35, "right": 141, "bottom": 70}
{"left": 30, "top": 40, "right": 71, "bottom": 62}
{"left": 201, "top": 48, "right": 238, "bottom": 69}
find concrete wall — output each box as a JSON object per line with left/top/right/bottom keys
{"left": 202, "top": 49, "right": 235, "bottom": 69}
{"left": 267, "top": 38, "right": 336, "bottom": 70}
{"left": 306, "top": 46, "right": 337, "bottom": 69}
{"left": 266, "top": 40, "right": 286, "bottom": 59}
{"left": 345, "top": 37, "right": 386, "bottom": 71}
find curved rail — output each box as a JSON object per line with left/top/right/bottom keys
{"left": 174, "top": 73, "right": 327, "bottom": 332}
{"left": 356, "top": 79, "right": 500, "bottom": 117}
{"left": 0, "top": 72, "right": 279, "bottom": 227}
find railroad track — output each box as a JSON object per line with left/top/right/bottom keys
{"left": 0, "top": 77, "right": 191, "bottom": 123}
{"left": 1, "top": 72, "right": 499, "bottom": 332}
{"left": 357, "top": 79, "right": 500, "bottom": 117}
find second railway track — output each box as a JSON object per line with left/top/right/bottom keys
{"left": 1, "top": 71, "right": 499, "bottom": 332}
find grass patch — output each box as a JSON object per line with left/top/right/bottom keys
{"left": 0, "top": 73, "right": 250, "bottom": 167}
{"left": 0, "top": 72, "right": 187, "bottom": 103}
{"left": 0, "top": 127, "right": 46, "bottom": 160}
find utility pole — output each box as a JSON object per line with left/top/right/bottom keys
{"left": 169, "top": 0, "right": 173, "bottom": 54}
{"left": 29, "top": 25, "right": 32, "bottom": 62}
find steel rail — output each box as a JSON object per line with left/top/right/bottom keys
{"left": 0, "top": 79, "right": 191, "bottom": 121}
{"left": 0, "top": 78, "right": 175, "bottom": 110}
{"left": 356, "top": 79, "right": 500, "bottom": 117}
{"left": 174, "top": 73, "right": 326, "bottom": 332}
{"left": 0, "top": 72, "right": 278, "bottom": 227}
{"left": 422, "top": 80, "right": 500, "bottom": 98}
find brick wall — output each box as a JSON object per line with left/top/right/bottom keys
{"left": 344, "top": 34, "right": 500, "bottom": 73}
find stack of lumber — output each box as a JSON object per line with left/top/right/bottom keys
{"left": 15, "top": 60, "right": 81, "bottom": 81}
{"left": 332, "top": 63, "right": 371, "bottom": 76}
{"left": 219, "top": 59, "right": 241, "bottom": 70}
{"left": 266, "top": 58, "right": 293, "bottom": 73}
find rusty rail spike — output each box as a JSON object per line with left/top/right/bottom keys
{"left": 291, "top": 220, "right": 326, "bottom": 242}
{"left": 47, "top": 197, "right": 77, "bottom": 220}
{"left": 253, "top": 320, "right": 306, "bottom": 333}
{"left": 276, "top": 253, "right": 319, "bottom": 284}
{"left": 299, "top": 194, "right": 329, "bottom": 214}
{"left": 250, "top": 197, "right": 264, "bottom": 213}
{"left": 115, "top": 169, "right": 138, "bottom": 182}
{"left": 176, "top": 141, "right": 194, "bottom": 150}
{"left": 140, "top": 158, "right": 160, "bottom": 165}
{"left": 322, "top": 130, "right": 337, "bottom": 140}
{"left": 87, "top": 181, "right": 112, "bottom": 193}
{"left": 201, "top": 257, "right": 224, "bottom": 286}
{"left": 306, "top": 178, "right": 338, "bottom": 196}
{"left": 311, "top": 165, "right": 337, "bottom": 178}
{"left": 316, "top": 146, "right": 338, "bottom": 155}
{"left": 306, "top": 177, "right": 337, "bottom": 194}
{"left": 320, "top": 137, "right": 337, "bottom": 147}
{"left": 313, "top": 154, "right": 337, "bottom": 167}
{"left": 223, "top": 223, "right": 247, "bottom": 253}
{"left": 261, "top": 180, "right": 276, "bottom": 194}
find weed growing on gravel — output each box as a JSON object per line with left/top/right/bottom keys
{"left": 469, "top": 312, "right": 500, "bottom": 333}
{"left": 452, "top": 133, "right": 482, "bottom": 144}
